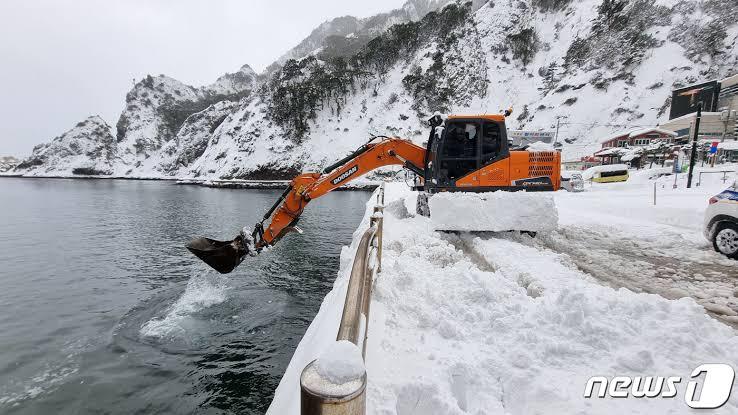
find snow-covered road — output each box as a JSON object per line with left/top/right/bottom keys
{"left": 269, "top": 171, "right": 738, "bottom": 415}
{"left": 365, "top": 181, "right": 738, "bottom": 414}
{"left": 550, "top": 170, "right": 738, "bottom": 326}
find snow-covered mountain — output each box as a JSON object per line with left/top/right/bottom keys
{"left": 272, "top": 0, "right": 450, "bottom": 67}
{"left": 14, "top": 116, "right": 117, "bottom": 176}
{"left": 12, "top": 0, "right": 738, "bottom": 178}
{"left": 0, "top": 156, "right": 19, "bottom": 172}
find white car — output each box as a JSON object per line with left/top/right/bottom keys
{"left": 704, "top": 181, "right": 738, "bottom": 259}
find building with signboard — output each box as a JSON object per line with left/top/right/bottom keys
{"left": 669, "top": 80, "right": 721, "bottom": 119}
{"left": 659, "top": 74, "right": 738, "bottom": 144}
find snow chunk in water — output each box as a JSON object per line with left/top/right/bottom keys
{"left": 314, "top": 340, "right": 365, "bottom": 384}
{"left": 429, "top": 191, "right": 558, "bottom": 232}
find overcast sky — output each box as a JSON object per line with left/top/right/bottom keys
{"left": 0, "top": 0, "right": 406, "bottom": 157}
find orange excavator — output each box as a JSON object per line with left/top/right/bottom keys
{"left": 187, "top": 111, "right": 561, "bottom": 273}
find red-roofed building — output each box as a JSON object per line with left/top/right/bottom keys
{"left": 599, "top": 128, "right": 677, "bottom": 149}
{"left": 595, "top": 128, "right": 677, "bottom": 166}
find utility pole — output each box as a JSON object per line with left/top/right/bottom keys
{"left": 686, "top": 101, "right": 702, "bottom": 189}
{"left": 553, "top": 117, "right": 561, "bottom": 145}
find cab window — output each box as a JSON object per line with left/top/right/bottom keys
{"left": 481, "top": 121, "right": 502, "bottom": 165}
{"left": 442, "top": 122, "right": 479, "bottom": 158}
{"left": 438, "top": 121, "right": 480, "bottom": 184}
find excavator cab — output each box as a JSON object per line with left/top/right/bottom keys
{"left": 424, "top": 115, "right": 511, "bottom": 191}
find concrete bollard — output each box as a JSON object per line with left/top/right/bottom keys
{"left": 300, "top": 359, "right": 367, "bottom": 415}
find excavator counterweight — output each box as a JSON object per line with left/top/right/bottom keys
{"left": 187, "top": 112, "right": 561, "bottom": 274}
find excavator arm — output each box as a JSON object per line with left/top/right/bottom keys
{"left": 186, "top": 137, "right": 426, "bottom": 273}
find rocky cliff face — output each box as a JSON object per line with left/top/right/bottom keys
{"left": 0, "top": 156, "right": 19, "bottom": 173}
{"left": 114, "top": 64, "right": 256, "bottom": 173}
{"left": 15, "top": 116, "right": 116, "bottom": 176}
{"left": 13, "top": 0, "right": 738, "bottom": 179}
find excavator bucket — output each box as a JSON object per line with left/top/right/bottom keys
{"left": 186, "top": 235, "right": 251, "bottom": 274}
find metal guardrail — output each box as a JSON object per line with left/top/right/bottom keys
{"left": 299, "top": 183, "right": 385, "bottom": 415}
{"left": 696, "top": 170, "right": 734, "bottom": 187}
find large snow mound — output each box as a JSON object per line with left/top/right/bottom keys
{"left": 429, "top": 191, "right": 558, "bottom": 232}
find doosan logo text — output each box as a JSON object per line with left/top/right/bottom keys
{"left": 584, "top": 364, "right": 735, "bottom": 409}
{"left": 331, "top": 165, "right": 358, "bottom": 185}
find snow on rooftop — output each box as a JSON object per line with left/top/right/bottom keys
{"left": 720, "top": 73, "right": 738, "bottom": 88}
{"left": 598, "top": 130, "right": 631, "bottom": 144}
{"left": 664, "top": 111, "right": 724, "bottom": 123}
{"left": 627, "top": 127, "right": 677, "bottom": 138}
{"left": 718, "top": 141, "right": 738, "bottom": 150}
{"left": 598, "top": 127, "right": 676, "bottom": 145}
{"left": 593, "top": 147, "right": 621, "bottom": 156}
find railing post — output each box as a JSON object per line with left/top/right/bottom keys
{"left": 372, "top": 206, "right": 384, "bottom": 273}
{"left": 300, "top": 360, "right": 366, "bottom": 415}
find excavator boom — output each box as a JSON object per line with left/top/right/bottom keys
{"left": 186, "top": 110, "right": 562, "bottom": 274}
{"left": 187, "top": 137, "right": 426, "bottom": 273}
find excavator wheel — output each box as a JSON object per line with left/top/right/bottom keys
{"left": 416, "top": 192, "right": 431, "bottom": 217}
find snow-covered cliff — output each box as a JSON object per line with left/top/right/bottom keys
{"left": 14, "top": 116, "right": 116, "bottom": 176}
{"left": 12, "top": 0, "right": 738, "bottom": 179}
{"left": 0, "top": 156, "right": 19, "bottom": 172}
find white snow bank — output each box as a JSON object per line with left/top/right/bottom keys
{"left": 429, "top": 191, "right": 558, "bottom": 232}
{"left": 314, "top": 340, "right": 365, "bottom": 384}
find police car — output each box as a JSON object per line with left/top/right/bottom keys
{"left": 704, "top": 180, "right": 738, "bottom": 259}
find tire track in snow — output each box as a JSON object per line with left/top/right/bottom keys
{"left": 522, "top": 226, "right": 738, "bottom": 328}
{"left": 445, "top": 232, "right": 545, "bottom": 299}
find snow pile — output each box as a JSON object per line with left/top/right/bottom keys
{"left": 429, "top": 191, "right": 558, "bottom": 232}
{"left": 314, "top": 340, "right": 365, "bottom": 384}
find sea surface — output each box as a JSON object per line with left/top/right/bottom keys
{"left": 0, "top": 178, "right": 370, "bottom": 414}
